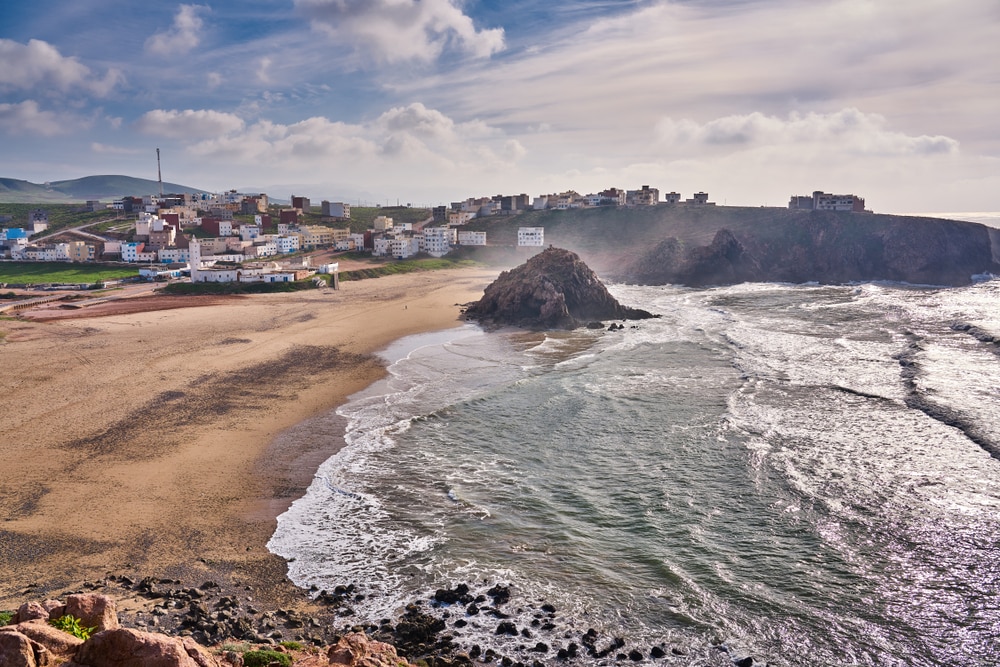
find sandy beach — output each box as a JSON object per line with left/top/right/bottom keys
{"left": 0, "top": 267, "right": 498, "bottom": 610}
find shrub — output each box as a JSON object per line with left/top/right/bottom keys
{"left": 278, "top": 640, "right": 304, "bottom": 651}
{"left": 0, "top": 610, "right": 13, "bottom": 626}
{"left": 49, "top": 614, "right": 97, "bottom": 640}
{"left": 242, "top": 649, "right": 292, "bottom": 667}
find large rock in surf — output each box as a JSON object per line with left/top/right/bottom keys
{"left": 466, "top": 247, "right": 655, "bottom": 329}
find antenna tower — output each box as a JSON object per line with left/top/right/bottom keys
{"left": 156, "top": 148, "right": 163, "bottom": 197}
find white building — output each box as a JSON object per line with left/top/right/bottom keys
{"left": 389, "top": 237, "right": 420, "bottom": 259}
{"left": 121, "top": 242, "right": 144, "bottom": 262}
{"left": 275, "top": 235, "right": 300, "bottom": 254}
{"left": 457, "top": 231, "right": 487, "bottom": 246}
{"left": 239, "top": 224, "right": 262, "bottom": 241}
{"left": 158, "top": 247, "right": 191, "bottom": 263}
{"left": 373, "top": 215, "right": 394, "bottom": 231}
{"left": 421, "top": 227, "right": 455, "bottom": 257}
{"left": 518, "top": 227, "right": 545, "bottom": 247}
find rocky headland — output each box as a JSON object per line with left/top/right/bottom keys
{"left": 459, "top": 206, "right": 1000, "bottom": 287}
{"left": 463, "top": 247, "right": 655, "bottom": 329}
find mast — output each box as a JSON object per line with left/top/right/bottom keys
{"left": 156, "top": 148, "right": 163, "bottom": 197}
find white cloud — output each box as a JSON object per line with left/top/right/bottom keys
{"left": 92, "top": 142, "right": 143, "bottom": 155}
{"left": 135, "top": 109, "right": 246, "bottom": 139}
{"left": 0, "top": 39, "right": 123, "bottom": 96}
{"left": 145, "top": 4, "right": 209, "bottom": 56}
{"left": 0, "top": 100, "right": 72, "bottom": 136}
{"left": 656, "top": 109, "right": 960, "bottom": 157}
{"left": 256, "top": 57, "right": 272, "bottom": 84}
{"left": 171, "top": 103, "right": 524, "bottom": 193}
{"left": 295, "top": 0, "right": 505, "bottom": 64}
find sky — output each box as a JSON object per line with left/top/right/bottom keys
{"left": 1, "top": 0, "right": 998, "bottom": 212}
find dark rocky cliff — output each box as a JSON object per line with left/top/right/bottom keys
{"left": 465, "top": 247, "right": 655, "bottom": 329}
{"left": 461, "top": 207, "right": 999, "bottom": 287}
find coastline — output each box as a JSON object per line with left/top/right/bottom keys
{"left": 0, "top": 266, "right": 498, "bottom": 612}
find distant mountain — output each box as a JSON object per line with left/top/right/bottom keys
{"left": 0, "top": 175, "right": 209, "bottom": 203}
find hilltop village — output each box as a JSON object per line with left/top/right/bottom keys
{"left": 0, "top": 186, "right": 867, "bottom": 285}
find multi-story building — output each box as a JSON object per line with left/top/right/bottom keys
{"left": 158, "top": 247, "right": 191, "bottom": 264}
{"left": 275, "top": 235, "right": 301, "bottom": 254}
{"left": 121, "top": 242, "right": 145, "bottom": 263}
{"left": 626, "top": 185, "right": 659, "bottom": 206}
{"left": 299, "top": 225, "right": 336, "bottom": 248}
{"left": 373, "top": 215, "right": 394, "bottom": 232}
{"left": 321, "top": 201, "right": 351, "bottom": 219}
{"left": 518, "top": 227, "right": 545, "bottom": 247}
{"left": 448, "top": 210, "right": 476, "bottom": 226}
{"left": 684, "top": 192, "right": 712, "bottom": 205}
{"left": 420, "top": 227, "right": 455, "bottom": 257}
{"left": 239, "top": 224, "right": 262, "bottom": 242}
{"left": 457, "top": 231, "right": 487, "bottom": 246}
{"left": 664, "top": 192, "right": 682, "bottom": 203}
{"left": 815, "top": 191, "right": 865, "bottom": 212}
{"left": 67, "top": 241, "right": 96, "bottom": 262}
{"left": 291, "top": 195, "right": 311, "bottom": 212}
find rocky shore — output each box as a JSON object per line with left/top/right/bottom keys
{"left": 2, "top": 574, "right": 761, "bottom": 667}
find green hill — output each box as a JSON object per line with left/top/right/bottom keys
{"left": 0, "top": 175, "right": 208, "bottom": 204}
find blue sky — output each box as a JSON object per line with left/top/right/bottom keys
{"left": 1, "top": 0, "right": 998, "bottom": 212}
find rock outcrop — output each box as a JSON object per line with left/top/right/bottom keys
{"left": 327, "top": 632, "right": 408, "bottom": 667}
{"left": 465, "top": 246, "right": 655, "bottom": 329}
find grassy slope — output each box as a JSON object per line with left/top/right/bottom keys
{"left": 0, "top": 262, "right": 140, "bottom": 284}
{"left": 0, "top": 203, "right": 122, "bottom": 236}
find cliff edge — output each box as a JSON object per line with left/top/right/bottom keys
{"left": 465, "top": 247, "right": 654, "bottom": 329}
{"left": 461, "top": 207, "right": 999, "bottom": 287}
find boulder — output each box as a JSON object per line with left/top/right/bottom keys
{"left": 66, "top": 627, "right": 220, "bottom": 667}
{"left": 465, "top": 247, "right": 655, "bottom": 330}
{"left": 14, "top": 602, "right": 50, "bottom": 624}
{"left": 328, "top": 632, "right": 411, "bottom": 667}
{"left": 13, "top": 621, "right": 84, "bottom": 660}
{"left": 0, "top": 628, "right": 54, "bottom": 667}
{"left": 65, "top": 594, "right": 120, "bottom": 632}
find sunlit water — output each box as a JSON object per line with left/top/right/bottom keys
{"left": 269, "top": 280, "right": 1000, "bottom": 666}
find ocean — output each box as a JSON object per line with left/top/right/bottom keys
{"left": 268, "top": 278, "right": 1000, "bottom": 666}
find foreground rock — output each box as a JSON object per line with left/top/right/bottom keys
{"left": 66, "top": 628, "right": 220, "bottom": 667}
{"left": 465, "top": 246, "right": 655, "bottom": 329}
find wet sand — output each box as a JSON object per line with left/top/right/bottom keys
{"left": 0, "top": 267, "right": 497, "bottom": 610}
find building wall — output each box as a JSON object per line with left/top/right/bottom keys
{"left": 518, "top": 227, "right": 545, "bottom": 247}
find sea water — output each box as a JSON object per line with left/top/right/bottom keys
{"left": 268, "top": 279, "right": 1000, "bottom": 666}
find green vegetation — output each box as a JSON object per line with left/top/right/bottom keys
{"left": 278, "top": 641, "right": 305, "bottom": 651}
{"left": 340, "top": 257, "right": 477, "bottom": 281}
{"left": 0, "top": 262, "right": 139, "bottom": 285}
{"left": 218, "top": 641, "right": 253, "bottom": 654}
{"left": 0, "top": 203, "right": 123, "bottom": 237}
{"left": 242, "top": 649, "right": 292, "bottom": 667}
{"left": 49, "top": 615, "right": 97, "bottom": 640}
{"left": 0, "top": 610, "right": 13, "bottom": 625}
{"left": 161, "top": 279, "right": 318, "bottom": 295}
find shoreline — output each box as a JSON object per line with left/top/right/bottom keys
{"left": 0, "top": 267, "right": 499, "bottom": 613}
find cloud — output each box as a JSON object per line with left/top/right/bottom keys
{"left": 145, "top": 4, "right": 209, "bottom": 56}
{"left": 135, "top": 109, "right": 246, "bottom": 139}
{"left": 256, "top": 57, "right": 272, "bottom": 84}
{"left": 0, "top": 39, "right": 123, "bottom": 96}
{"left": 0, "top": 100, "right": 73, "bottom": 136}
{"left": 174, "top": 103, "right": 524, "bottom": 184}
{"left": 295, "top": 0, "right": 505, "bottom": 64}
{"left": 656, "top": 109, "right": 960, "bottom": 157}
{"left": 92, "top": 142, "right": 143, "bottom": 155}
